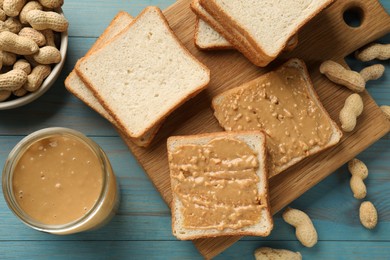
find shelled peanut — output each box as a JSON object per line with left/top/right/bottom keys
{"left": 0, "top": 0, "right": 67, "bottom": 102}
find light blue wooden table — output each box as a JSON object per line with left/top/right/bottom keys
{"left": 0, "top": 1, "right": 389, "bottom": 259}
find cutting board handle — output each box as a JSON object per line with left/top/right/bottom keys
{"left": 335, "top": 0, "right": 390, "bottom": 56}
{"left": 294, "top": 0, "right": 390, "bottom": 61}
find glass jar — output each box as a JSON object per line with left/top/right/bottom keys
{"left": 2, "top": 127, "right": 120, "bottom": 235}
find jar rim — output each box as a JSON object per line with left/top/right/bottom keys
{"left": 2, "top": 127, "right": 112, "bottom": 234}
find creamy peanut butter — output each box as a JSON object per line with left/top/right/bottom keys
{"left": 170, "top": 138, "right": 265, "bottom": 230}
{"left": 12, "top": 135, "right": 103, "bottom": 225}
{"left": 214, "top": 66, "right": 333, "bottom": 177}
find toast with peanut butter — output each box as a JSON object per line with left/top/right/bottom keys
{"left": 167, "top": 131, "right": 273, "bottom": 240}
{"left": 212, "top": 59, "right": 342, "bottom": 178}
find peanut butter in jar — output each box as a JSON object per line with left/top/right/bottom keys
{"left": 2, "top": 127, "right": 119, "bottom": 235}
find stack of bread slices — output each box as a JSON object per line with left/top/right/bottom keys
{"left": 191, "top": 0, "right": 335, "bottom": 66}
{"left": 65, "top": 7, "right": 210, "bottom": 147}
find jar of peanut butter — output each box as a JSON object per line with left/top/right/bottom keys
{"left": 2, "top": 127, "right": 119, "bottom": 235}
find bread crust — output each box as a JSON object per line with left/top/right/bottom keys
{"left": 192, "top": 0, "right": 299, "bottom": 54}
{"left": 191, "top": 0, "right": 264, "bottom": 66}
{"left": 200, "top": 0, "right": 272, "bottom": 66}
{"left": 212, "top": 59, "right": 342, "bottom": 177}
{"left": 86, "top": 11, "right": 133, "bottom": 56}
{"left": 75, "top": 6, "right": 210, "bottom": 139}
{"left": 65, "top": 10, "right": 132, "bottom": 125}
{"left": 167, "top": 131, "right": 273, "bottom": 240}
{"left": 199, "top": 0, "right": 335, "bottom": 66}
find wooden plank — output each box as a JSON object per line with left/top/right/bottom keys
{"left": 1, "top": 241, "right": 390, "bottom": 259}
{"left": 216, "top": 241, "right": 390, "bottom": 259}
{"left": 1, "top": 139, "right": 389, "bottom": 243}
{"left": 63, "top": 0, "right": 174, "bottom": 37}
{"left": 0, "top": 0, "right": 388, "bottom": 259}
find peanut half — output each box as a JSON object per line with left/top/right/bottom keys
{"left": 23, "top": 64, "right": 50, "bottom": 92}
{"left": 26, "top": 10, "right": 68, "bottom": 32}
{"left": 38, "top": 0, "right": 63, "bottom": 9}
{"left": 13, "top": 58, "right": 31, "bottom": 74}
{"left": 12, "top": 86, "right": 27, "bottom": 96}
{"left": 360, "top": 64, "right": 385, "bottom": 82}
{"left": 19, "top": 1, "right": 42, "bottom": 24}
{"left": 0, "top": 31, "right": 39, "bottom": 55}
{"left": 320, "top": 60, "right": 365, "bottom": 92}
{"left": 4, "top": 16, "right": 21, "bottom": 33}
{"left": 0, "top": 69, "right": 27, "bottom": 91}
{"left": 348, "top": 158, "right": 368, "bottom": 199}
{"left": 19, "top": 27, "right": 46, "bottom": 46}
{"left": 283, "top": 207, "right": 318, "bottom": 248}
{"left": 3, "top": 0, "right": 25, "bottom": 17}
{"left": 254, "top": 247, "right": 302, "bottom": 260}
{"left": 0, "top": 7, "right": 6, "bottom": 21}
{"left": 0, "top": 90, "right": 11, "bottom": 101}
{"left": 32, "top": 46, "right": 61, "bottom": 64}
{"left": 355, "top": 43, "right": 390, "bottom": 62}
{"left": 1, "top": 50, "right": 16, "bottom": 66}
{"left": 380, "top": 105, "right": 390, "bottom": 121}
{"left": 359, "top": 201, "right": 378, "bottom": 229}
{"left": 0, "top": 16, "right": 22, "bottom": 33}
{"left": 41, "top": 29, "right": 55, "bottom": 47}
{"left": 339, "top": 93, "right": 363, "bottom": 132}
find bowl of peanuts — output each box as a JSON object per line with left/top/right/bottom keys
{"left": 0, "top": 0, "right": 68, "bottom": 110}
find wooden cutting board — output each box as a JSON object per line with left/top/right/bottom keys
{"left": 121, "top": 0, "right": 390, "bottom": 258}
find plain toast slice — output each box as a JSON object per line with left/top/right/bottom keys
{"left": 199, "top": 0, "right": 334, "bottom": 66}
{"left": 76, "top": 7, "right": 210, "bottom": 139}
{"left": 192, "top": 0, "right": 298, "bottom": 52}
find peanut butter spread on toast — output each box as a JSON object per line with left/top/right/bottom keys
{"left": 169, "top": 138, "right": 265, "bottom": 230}
{"left": 214, "top": 66, "right": 333, "bottom": 177}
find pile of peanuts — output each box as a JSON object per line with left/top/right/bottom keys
{"left": 319, "top": 43, "right": 390, "bottom": 131}
{"left": 0, "top": 0, "right": 68, "bottom": 102}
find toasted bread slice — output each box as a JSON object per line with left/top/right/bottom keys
{"left": 65, "top": 11, "right": 160, "bottom": 147}
{"left": 168, "top": 131, "right": 273, "bottom": 240}
{"left": 212, "top": 59, "right": 342, "bottom": 177}
{"left": 76, "top": 7, "right": 210, "bottom": 139}
{"left": 199, "top": 0, "right": 334, "bottom": 66}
